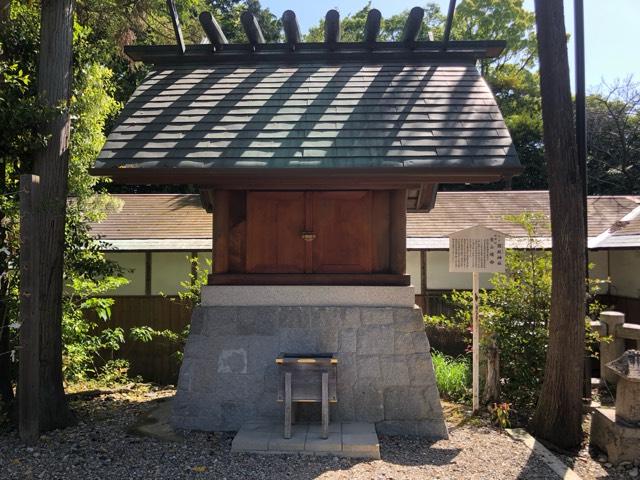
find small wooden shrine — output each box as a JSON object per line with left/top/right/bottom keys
{"left": 92, "top": 3, "right": 520, "bottom": 438}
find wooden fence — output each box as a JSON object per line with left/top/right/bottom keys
{"left": 89, "top": 296, "right": 192, "bottom": 385}
{"left": 95, "top": 293, "right": 639, "bottom": 384}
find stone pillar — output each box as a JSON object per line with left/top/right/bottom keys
{"left": 600, "top": 311, "right": 626, "bottom": 385}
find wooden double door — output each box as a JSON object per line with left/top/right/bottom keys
{"left": 246, "top": 191, "right": 373, "bottom": 274}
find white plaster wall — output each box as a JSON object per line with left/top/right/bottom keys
{"left": 406, "top": 250, "right": 422, "bottom": 292}
{"left": 609, "top": 250, "right": 640, "bottom": 298}
{"left": 588, "top": 250, "right": 610, "bottom": 295}
{"left": 104, "top": 252, "right": 146, "bottom": 295}
{"left": 151, "top": 252, "right": 193, "bottom": 295}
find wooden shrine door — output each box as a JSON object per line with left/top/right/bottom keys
{"left": 246, "top": 191, "right": 372, "bottom": 274}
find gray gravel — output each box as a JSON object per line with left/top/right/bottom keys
{"left": 0, "top": 385, "right": 609, "bottom": 480}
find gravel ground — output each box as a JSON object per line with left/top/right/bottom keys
{"left": 0, "top": 385, "right": 632, "bottom": 480}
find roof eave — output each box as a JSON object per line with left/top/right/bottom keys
{"left": 89, "top": 165, "right": 523, "bottom": 186}
{"left": 124, "top": 40, "right": 506, "bottom": 66}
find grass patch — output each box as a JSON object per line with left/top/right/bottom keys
{"left": 432, "top": 350, "right": 471, "bottom": 403}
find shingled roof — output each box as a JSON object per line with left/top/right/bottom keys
{"left": 93, "top": 61, "right": 519, "bottom": 183}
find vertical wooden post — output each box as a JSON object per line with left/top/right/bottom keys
{"left": 420, "top": 250, "right": 427, "bottom": 313}
{"left": 19, "top": 174, "right": 41, "bottom": 444}
{"left": 472, "top": 271, "right": 480, "bottom": 413}
{"left": 213, "top": 190, "right": 229, "bottom": 274}
{"left": 321, "top": 372, "right": 329, "bottom": 439}
{"left": 390, "top": 190, "right": 407, "bottom": 275}
{"left": 284, "top": 371, "right": 292, "bottom": 439}
{"left": 145, "top": 252, "right": 152, "bottom": 295}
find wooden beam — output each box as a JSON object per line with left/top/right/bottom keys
{"left": 240, "top": 11, "right": 265, "bottom": 48}
{"left": 282, "top": 10, "right": 301, "bottom": 50}
{"left": 208, "top": 273, "right": 411, "bottom": 286}
{"left": 364, "top": 9, "right": 382, "bottom": 44}
{"left": 402, "top": 7, "right": 424, "bottom": 45}
{"left": 199, "top": 12, "right": 228, "bottom": 50}
{"left": 416, "top": 183, "right": 439, "bottom": 211}
{"left": 324, "top": 9, "right": 340, "bottom": 48}
{"left": 389, "top": 189, "right": 407, "bottom": 275}
{"left": 442, "top": 0, "right": 457, "bottom": 50}
{"left": 145, "top": 252, "right": 152, "bottom": 295}
{"left": 19, "top": 174, "right": 40, "bottom": 445}
{"left": 213, "top": 190, "right": 230, "bottom": 274}
{"left": 166, "top": 0, "right": 185, "bottom": 54}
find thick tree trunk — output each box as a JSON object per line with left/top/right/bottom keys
{"left": 30, "top": 0, "right": 75, "bottom": 431}
{"left": 530, "top": 0, "right": 586, "bottom": 449}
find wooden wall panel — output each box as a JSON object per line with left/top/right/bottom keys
{"left": 372, "top": 190, "right": 390, "bottom": 272}
{"left": 312, "top": 191, "right": 373, "bottom": 274}
{"left": 246, "top": 191, "right": 307, "bottom": 273}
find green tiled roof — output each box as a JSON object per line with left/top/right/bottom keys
{"left": 94, "top": 62, "right": 519, "bottom": 176}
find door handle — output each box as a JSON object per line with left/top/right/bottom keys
{"left": 301, "top": 231, "right": 316, "bottom": 242}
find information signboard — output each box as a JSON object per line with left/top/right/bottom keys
{"left": 448, "top": 225, "right": 507, "bottom": 413}
{"left": 449, "top": 226, "right": 506, "bottom": 273}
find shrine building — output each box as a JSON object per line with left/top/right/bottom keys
{"left": 91, "top": 6, "right": 521, "bottom": 437}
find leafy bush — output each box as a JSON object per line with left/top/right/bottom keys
{"left": 431, "top": 350, "right": 471, "bottom": 402}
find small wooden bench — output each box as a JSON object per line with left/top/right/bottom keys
{"left": 276, "top": 354, "right": 338, "bottom": 439}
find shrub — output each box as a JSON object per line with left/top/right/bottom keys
{"left": 431, "top": 350, "right": 471, "bottom": 402}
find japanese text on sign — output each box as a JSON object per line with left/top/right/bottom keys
{"left": 448, "top": 226, "right": 506, "bottom": 273}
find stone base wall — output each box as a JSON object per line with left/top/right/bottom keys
{"left": 171, "top": 305, "right": 448, "bottom": 439}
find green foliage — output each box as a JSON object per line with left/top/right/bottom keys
{"left": 176, "top": 256, "right": 211, "bottom": 307}
{"left": 431, "top": 350, "right": 471, "bottom": 402}
{"left": 97, "top": 359, "right": 135, "bottom": 386}
{"left": 304, "top": 2, "right": 444, "bottom": 42}
{"left": 62, "top": 276, "right": 129, "bottom": 381}
{"left": 489, "top": 402, "right": 511, "bottom": 428}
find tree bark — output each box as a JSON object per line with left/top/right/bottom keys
{"left": 30, "top": 0, "right": 75, "bottom": 431}
{"left": 530, "top": 0, "right": 586, "bottom": 449}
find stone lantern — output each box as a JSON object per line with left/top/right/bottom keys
{"left": 591, "top": 350, "right": 640, "bottom": 464}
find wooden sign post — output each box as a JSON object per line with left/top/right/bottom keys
{"left": 449, "top": 226, "right": 506, "bottom": 413}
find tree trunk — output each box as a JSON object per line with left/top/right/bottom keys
{"left": 530, "top": 0, "right": 586, "bottom": 449}
{"left": 30, "top": 0, "right": 75, "bottom": 431}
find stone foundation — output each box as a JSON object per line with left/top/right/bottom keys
{"left": 591, "top": 408, "right": 640, "bottom": 464}
{"left": 171, "top": 304, "right": 448, "bottom": 439}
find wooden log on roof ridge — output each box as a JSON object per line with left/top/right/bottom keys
{"left": 324, "top": 9, "right": 340, "bottom": 48}
{"left": 166, "top": 0, "right": 185, "bottom": 54}
{"left": 401, "top": 6, "right": 424, "bottom": 45}
{"left": 442, "top": 0, "right": 457, "bottom": 50}
{"left": 199, "top": 12, "right": 228, "bottom": 50}
{"left": 240, "top": 10, "right": 265, "bottom": 47}
{"left": 364, "top": 9, "right": 382, "bottom": 44}
{"left": 282, "top": 10, "right": 301, "bottom": 49}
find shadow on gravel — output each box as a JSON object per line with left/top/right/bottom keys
{"left": 379, "top": 435, "right": 461, "bottom": 466}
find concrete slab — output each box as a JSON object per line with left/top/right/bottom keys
{"left": 268, "top": 424, "right": 308, "bottom": 452}
{"left": 231, "top": 422, "right": 272, "bottom": 452}
{"left": 231, "top": 422, "right": 380, "bottom": 459}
